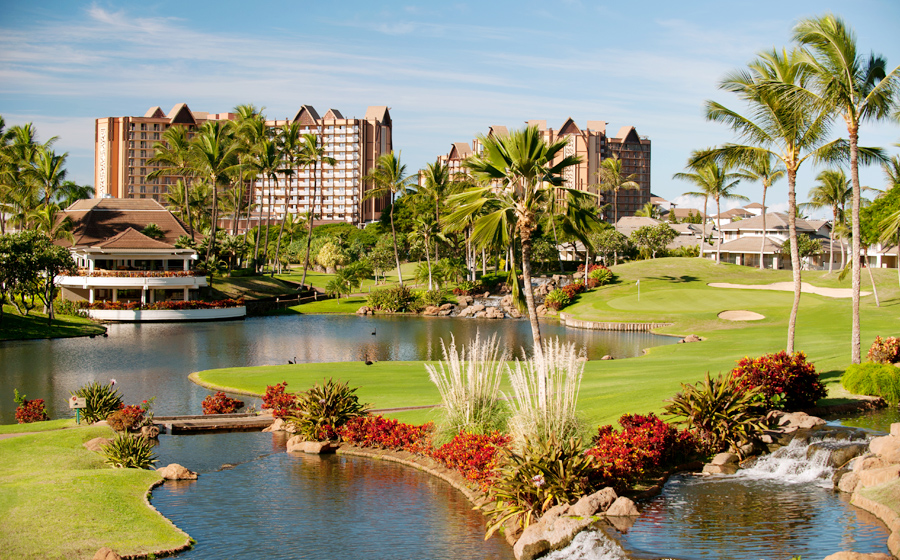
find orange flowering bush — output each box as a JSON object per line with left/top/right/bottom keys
{"left": 429, "top": 431, "right": 512, "bottom": 490}
{"left": 731, "top": 351, "right": 827, "bottom": 411}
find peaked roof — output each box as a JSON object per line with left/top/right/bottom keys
{"left": 323, "top": 108, "right": 344, "bottom": 120}
{"left": 57, "top": 198, "right": 198, "bottom": 249}
{"left": 364, "top": 106, "right": 391, "bottom": 125}
{"left": 557, "top": 117, "right": 582, "bottom": 137}
{"left": 525, "top": 120, "right": 547, "bottom": 130}
{"left": 613, "top": 126, "right": 640, "bottom": 143}
{"left": 717, "top": 212, "right": 817, "bottom": 232}
{"left": 144, "top": 106, "right": 166, "bottom": 118}
{"left": 585, "top": 121, "right": 606, "bottom": 134}
{"left": 488, "top": 125, "right": 509, "bottom": 138}
{"left": 293, "top": 105, "right": 321, "bottom": 125}
{"left": 745, "top": 202, "right": 765, "bottom": 209}
{"left": 448, "top": 142, "right": 473, "bottom": 159}
{"left": 167, "top": 103, "right": 196, "bottom": 125}
{"left": 93, "top": 227, "right": 175, "bottom": 250}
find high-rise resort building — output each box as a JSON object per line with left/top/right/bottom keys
{"left": 434, "top": 119, "right": 651, "bottom": 222}
{"left": 94, "top": 103, "right": 393, "bottom": 228}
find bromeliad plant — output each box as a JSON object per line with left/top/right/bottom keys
{"left": 663, "top": 372, "right": 764, "bottom": 456}
{"left": 73, "top": 380, "right": 123, "bottom": 423}
{"left": 13, "top": 389, "right": 49, "bottom": 424}
{"left": 479, "top": 434, "right": 597, "bottom": 539}
{"left": 101, "top": 432, "right": 158, "bottom": 469}
{"left": 288, "top": 378, "right": 370, "bottom": 441}
{"left": 426, "top": 332, "right": 508, "bottom": 436}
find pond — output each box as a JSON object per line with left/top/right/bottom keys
{"left": 0, "top": 314, "right": 677, "bottom": 423}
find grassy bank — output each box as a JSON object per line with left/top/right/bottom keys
{"left": 0, "top": 305, "right": 107, "bottom": 341}
{"left": 193, "top": 258, "right": 899, "bottom": 427}
{"left": 0, "top": 425, "right": 189, "bottom": 559}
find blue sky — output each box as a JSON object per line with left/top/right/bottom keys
{"left": 2, "top": 0, "right": 898, "bottom": 215}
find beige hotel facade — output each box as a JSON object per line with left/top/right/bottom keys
{"left": 94, "top": 103, "right": 393, "bottom": 227}
{"left": 436, "top": 118, "right": 651, "bottom": 221}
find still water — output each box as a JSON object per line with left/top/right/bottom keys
{"left": 0, "top": 314, "right": 676, "bottom": 423}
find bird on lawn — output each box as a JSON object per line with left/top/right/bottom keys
{"left": 287, "top": 357, "right": 296, "bottom": 364}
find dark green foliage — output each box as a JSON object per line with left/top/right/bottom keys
{"left": 366, "top": 285, "right": 420, "bottom": 312}
{"left": 288, "top": 378, "right": 370, "bottom": 441}
{"left": 418, "top": 289, "right": 446, "bottom": 307}
{"left": 842, "top": 363, "right": 900, "bottom": 405}
{"left": 73, "top": 381, "right": 123, "bottom": 424}
{"left": 544, "top": 288, "right": 571, "bottom": 310}
{"left": 101, "top": 432, "right": 158, "bottom": 469}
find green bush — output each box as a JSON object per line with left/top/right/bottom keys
{"left": 417, "top": 289, "right": 446, "bottom": 308}
{"left": 842, "top": 363, "right": 900, "bottom": 405}
{"left": 288, "top": 378, "right": 370, "bottom": 441}
{"left": 479, "top": 435, "right": 597, "bottom": 539}
{"left": 367, "top": 285, "right": 419, "bottom": 312}
{"left": 101, "top": 432, "right": 158, "bottom": 469}
{"left": 73, "top": 381, "right": 123, "bottom": 424}
{"left": 544, "top": 289, "right": 571, "bottom": 310}
{"left": 587, "top": 266, "right": 615, "bottom": 286}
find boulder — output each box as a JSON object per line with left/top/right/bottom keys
{"left": 263, "top": 418, "right": 297, "bottom": 433}
{"left": 769, "top": 411, "right": 827, "bottom": 430}
{"left": 457, "top": 296, "right": 473, "bottom": 308}
{"left": 855, "top": 456, "right": 891, "bottom": 473}
{"left": 808, "top": 442, "right": 870, "bottom": 468}
{"left": 702, "top": 463, "right": 738, "bottom": 475}
{"left": 680, "top": 334, "right": 701, "bottom": 343}
{"left": 422, "top": 305, "right": 441, "bottom": 316}
{"left": 601, "top": 355, "right": 614, "bottom": 360}
{"left": 439, "top": 303, "right": 456, "bottom": 311}
{"left": 891, "top": 423, "right": 900, "bottom": 438}
{"left": 870, "top": 435, "right": 900, "bottom": 463}
{"left": 439, "top": 309, "right": 453, "bottom": 317}
{"left": 513, "top": 503, "right": 593, "bottom": 560}
{"left": 355, "top": 306, "right": 373, "bottom": 315}
{"left": 858, "top": 464, "right": 900, "bottom": 488}
{"left": 83, "top": 437, "right": 113, "bottom": 453}
{"left": 92, "top": 548, "right": 122, "bottom": 560}
{"left": 823, "top": 553, "right": 892, "bottom": 560}
{"left": 710, "top": 452, "right": 739, "bottom": 466}
{"left": 837, "top": 472, "right": 861, "bottom": 494}
{"left": 157, "top": 463, "right": 198, "bottom": 480}
{"left": 605, "top": 496, "right": 640, "bottom": 517}
{"left": 286, "top": 436, "right": 338, "bottom": 454}
{"left": 570, "top": 487, "right": 617, "bottom": 517}
{"left": 140, "top": 425, "right": 160, "bottom": 439}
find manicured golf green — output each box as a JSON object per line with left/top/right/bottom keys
{"left": 0, "top": 426, "right": 188, "bottom": 560}
{"left": 195, "top": 258, "right": 900, "bottom": 428}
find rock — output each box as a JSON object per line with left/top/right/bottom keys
{"left": 536, "top": 305, "right": 550, "bottom": 316}
{"left": 439, "top": 309, "right": 453, "bottom": 316}
{"left": 263, "top": 418, "right": 297, "bottom": 433}
{"left": 507, "top": 308, "right": 522, "bottom": 319}
{"left": 422, "top": 305, "right": 440, "bottom": 316}
{"left": 600, "top": 355, "right": 613, "bottom": 360}
{"left": 84, "top": 437, "right": 113, "bottom": 453}
{"left": 513, "top": 503, "right": 594, "bottom": 560}
{"left": 702, "top": 463, "right": 738, "bottom": 475}
{"left": 837, "top": 471, "right": 861, "bottom": 493}
{"left": 808, "top": 442, "right": 870, "bottom": 468}
{"left": 823, "top": 553, "right": 892, "bottom": 560}
{"left": 355, "top": 306, "right": 373, "bottom": 315}
{"left": 457, "top": 296, "right": 473, "bottom": 308}
{"left": 770, "top": 411, "right": 827, "bottom": 430}
{"left": 680, "top": 334, "right": 701, "bottom": 343}
{"left": 606, "top": 514, "right": 636, "bottom": 533}
{"left": 710, "top": 452, "right": 739, "bottom": 466}
{"left": 573, "top": 271, "right": 585, "bottom": 279}
{"left": 286, "top": 436, "right": 337, "bottom": 454}
{"left": 439, "top": 303, "right": 455, "bottom": 311}
{"left": 858, "top": 464, "right": 900, "bottom": 488}
{"left": 140, "top": 425, "right": 160, "bottom": 439}
{"left": 156, "top": 463, "right": 198, "bottom": 480}
{"left": 891, "top": 423, "right": 900, "bottom": 438}
{"left": 870, "top": 435, "right": 900, "bottom": 463}
{"left": 92, "top": 547, "right": 122, "bottom": 560}
{"left": 570, "top": 487, "right": 617, "bottom": 517}
{"left": 605, "top": 496, "right": 639, "bottom": 516}
{"left": 855, "top": 456, "right": 891, "bottom": 473}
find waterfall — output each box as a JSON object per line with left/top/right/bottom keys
{"left": 736, "top": 432, "right": 870, "bottom": 486}
{"left": 543, "top": 530, "right": 630, "bottom": 560}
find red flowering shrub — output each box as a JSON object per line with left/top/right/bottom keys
{"left": 107, "top": 404, "right": 146, "bottom": 431}
{"left": 576, "top": 264, "right": 604, "bottom": 274}
{"left": 201, "top": 392, "right": 245, "bottom": 415}
{"left": 339, "top": 415, "right": 432, "bottom": 453}
{"left": 586, "top": 413, "right": 697, "bottom": 490}
{"left": 15, "top": 398, "right": 49, "bottom": 424}
{"left": 87, "top": 298, "right": 244, "bottom": 311}
{"left": 263, "top": 382, "right": 299, "bottom": 419}
{"left": 561, "top": 282, "right": 585, "bottom": 299}
{"left": 429, "top": 431, "right": 512, "bottom": 490}
{"left": 868, "top": 336, "right": 900, "bottom": 365}
{"left": 731, "top": 351, "right": 827, "bottom": 411}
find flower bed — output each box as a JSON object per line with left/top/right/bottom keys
{"left": 84, "top": 298, "right": 244, "bottom": 311}
{"left": 76, "top": 268, "right": 205, "bottom": 278}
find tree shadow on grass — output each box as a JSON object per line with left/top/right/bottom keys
{"left": 647, "top": 275, "right": 699, "bottom": 284}
{"left": 818, "top": 369, "right": 844, "bottom": 384}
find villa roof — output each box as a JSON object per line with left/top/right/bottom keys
{"left": 745, "top": 202, "right": 765, "bottom": 209}
{"left": 57, "top": 198, "right": 197, "bottom": 249}
{"left": 704, "top": 236, "right": 784, "bottom": 254}
{"left": 364, "top": 106, "right": 391, "bottom": 125}
{"left": 449, "top": 142, "right": 473, "bottom": 159}
{"left": 718, "top": 212, "right": 817, "bottom": 232}
{"left": 93, "top": 227, "right": 176, "bottom": 250}
{"left": 670, "top": 207, "right": 705, "bottom": 219}
{"left": 615, "top": 216, "right": 660, "bottom": 237}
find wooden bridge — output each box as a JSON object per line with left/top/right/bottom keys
{"left": 154, "top": 413, "right": 274, "bottom": 434}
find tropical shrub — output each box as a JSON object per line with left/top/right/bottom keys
{"left": 73, "top": 380, "right": 123, "bottom": 423}
{"left": 366, "top": 285, "right": 419, "bottom": 313}
{"left": 588, "top": 266, "right": 615, "bottom": 286}
{"left": 417, "top": 289, "right": 446, "bottom": 308}
{"left": 453, "top": 281, "right": 484, "bottom": 296}
{"left": 479, "top": 435, "right": 597, "bottom": 538}
{"left": 426, "top": 333, "right": 507, "bottom": 435}
{"left": 13, "top": 390, "right": 49, "bottom": 424}
{"left": 730, "top": 351, "right": 827, "bottom": 411}
{"left": 430, "top": 431, "right": 511, "bottom": 490}
{"left": 560, "top": 281, "right": 585, "bottom": 299}
{"left": 868, "top": 336, "right": 900, "bottom": 365}
{"left": 339, "top": 415, "right": 432, "bottom": 452}
{"left": 106, "top": 404, "right": 144, "bottom": 432}
{"left": 663, "top": 372, "right": 764, "bottom": 456}
{"left": 544, "top": 289, "right": 571, "bottom": 311}
{"left": 506, "top": 339, "right": 584, "bottom": 445}
{"left": 201, "top": 392, "right": 244, "bottom": 415}
{"left": 586, "top": 413, "right": 697, "bottom": 491}
{"left": 478, "top": 272, "right": 507, "bottom": 292}
{"left": 101, "top": 432, "right": 158, "bottom": 469}
{"left": 263, "top": 382, "right": 299, "bottom": 419}
{"left": 288, "top": 378, "right": 370, "bottom": 441}
{"left": 842, "top": 363, "right": 900, "bottom": 405}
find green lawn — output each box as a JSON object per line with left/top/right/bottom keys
{"left": 0, "top": 426, "right": 189, "bottom": 559}
{"left": 194, "top": 258, "right": 900, "bottom": 428}
{"left": 0, "top": 306, "right": 107, "bottom": 341}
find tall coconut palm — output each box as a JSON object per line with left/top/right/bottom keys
{"left": 298, "top": 133, "right": 336, "bottom": 288}
{"left": 793, "top": 13, "right": 900, "bottom": 363}
{"left": 363, "top": 152, "right": 416, "bottom": 288}
{"left": 190, "top": 121, "right": 238, "bottom": 266}
{"left": 674, "top": 158, "right": 746, "bottom": 264}
{"left": 595, "top": 153, "right": 640, "bottom": 225}
{"left": 55, "top": 181, "right": 93, "bottom": 209}
{"left": 149, "top": 126, "right": 196, "bottom": 237}
{"left": 273, "top": 121, "right": 303, "bottom": 277}
{"left": 27, "top": 203, "right": 74, "bottom": 243}
{"left": 692, "top": 47, "right": 838, "bottom": 354}
{"left": 447, "top": 125, "right": 582, "bottom": 358}
{"left": 734, "top": 154, "right": 785, "bottom": 269}
{"left": 26, "top": 146, "right": 67, "bottom": 206}
{"left": 414, "top": 159, "right": 457, "bottom": 261}
{"left": 232, "top": 105, "right": 266, "bottom": 241}
{"left": 802, "top": 169, "right": 852, "bottom": 273}
{"left": 254, "top": 137, "right": 282, "bottom": 273}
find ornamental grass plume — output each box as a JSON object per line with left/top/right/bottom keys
{"left": 505, "top": 338, "right": 585, "bottom": 446}
{"left": 426, "top": 332, "right": 507, "bottom": 435}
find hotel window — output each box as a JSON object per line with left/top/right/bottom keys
{"left": 141, "top": 124, "right": 147, "bottom": 130}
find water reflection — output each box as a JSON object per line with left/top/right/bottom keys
{"left": 151, "top": 432, "right": 513, "bottom": 560}
{"left": 0, "top": 315, "right": 676, "bottom": 423}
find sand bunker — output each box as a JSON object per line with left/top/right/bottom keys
{"left": 718, "top": 310, "right": 766, "bottom": 321}
{"left": 709, "top": 282, "right": 871, "bottom": 299}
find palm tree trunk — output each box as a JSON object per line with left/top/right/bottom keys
{"left": 864, "top": 246, "right": 880, "bottom": 307}
{"left": 184, "top": 178, "right": 194, "bottom": 239}
{"left": 520, "top": 233, "right": 543, "bottom": 362}
{"left": 425, "top": 235, "right": 433, "bottom": 291}
{"left": 849, "top": 128, "right": 862, "bottom": 363}
{"left": 786, "top": 168, "right": 802, "bottom": 354}
{"left": 701, "top": 195, "right": 709, "bottom": 259}
{"left": 390, "top": 203, "right": 403, "bottom": 287}
{"left": 759, "top": 186, "right": 767, "bottom": 269}
{"left": 715, "top": 197, "right": 722, "bottom": 264}
{"left": 828, "top": 205, "right": 836, "bottom": 273}
{"left": 482, "top": 248, "right": 487, "bottom": 276}
{"left": 301, "top": 162, "right": 317, "bottom": 287}
{"left": 205, "top": 178, "right": 219, "bottom": 279}
{"left": 550, "top": 211, "right": 563, "bottom": 273}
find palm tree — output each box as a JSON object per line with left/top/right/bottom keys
{"left": 254, "top": 137, "right": 282, "bottom": 273}
{"left": 675, "top": 158, "right": 746, "bottom": 264}
{"left": 298, "top": 133, "right": 336, "bottom": 288}
{"left": 232, "top": 105, "right": 266, "bottom": 243}
{"left": 55, "top": 181, "right": 93, "bottom": 209}
{"left": 363, "top": 152, "right": 416, "bottom": 288}
{"left": 448, "top": 125, "right": 581, "bottom": 358}
{"left": 793, "top": 13, "right": 900, "bottom": 363}
{"left": 802, "top": 169, "right": 852, "bottom": 272}
{"left": 273, "top": 121, "right": 303, "bottom": 277}
{"left": 734, "top": 154, "right": 785, "bottom": 269}
{"left": 633, "top": 201, "right": 661, "bottom": 219}
{"left": 595, "top": 154, "right": 640, "bottom": 225}
{"left": 414, "top": 159, "right": 457, "bottom": 261}
{"left": 693, "top": 48, "right": 837, "bottom": 354}
{"left": 149, "top": 126, "right": 195, "bottom": 237}
{"left": 26, "top": 146, "right": 67, "bottom": 206}
{"left": 190, "top": 121, "right": 238, "bottom": 266}
{"left": 410, "top": 215, "right": 442, "bottom": 290}
{"left": 27, "top": 203, "right": 74, "bottom": 243}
